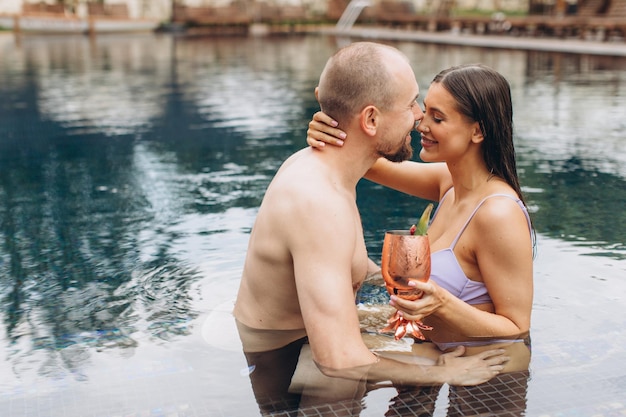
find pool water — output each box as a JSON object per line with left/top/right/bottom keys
{"left": 0, "top": 32, "right": 625, "bottom": 417}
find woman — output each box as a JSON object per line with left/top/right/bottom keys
{"left": 307, "top": 64, "right": 534, "bottom": 372}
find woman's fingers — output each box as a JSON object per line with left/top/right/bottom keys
{"left": 307, "top": 112, "right": 346, "bottom": 147}
{"left": 312, "top": 111, "right": 336, "bottom": 125}
{"left": 479, "top": 348, "right": 512, "bottom": 363}
{"left": 306, "top": 134, "right": 326, "bottom": 148}
{"left": 390, "top": 296, "right": 425, "bottom": 321}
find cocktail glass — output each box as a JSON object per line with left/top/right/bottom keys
{"left": 380, "top": 230, "right": 433, "bottom": 340}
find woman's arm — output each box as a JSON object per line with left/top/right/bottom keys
{"left": 366, "top": 159, "right": 450, "bottom": 203}
{"left": 392, "top": 197, "right": 533, "bottom": 338}
{"left": 307, "top": 111, "right": 451, "bottom": 202}
{"left": 467, "top": 197, "right": 533, "bottom": 334}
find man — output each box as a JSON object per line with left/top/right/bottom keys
{"left": 233, "top": 42, "right": 507, "bottom": 394}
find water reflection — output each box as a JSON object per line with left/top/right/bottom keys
{"left": 508, "top": 53, "right": 626, "bottom": 255}
{"left": 12, "top": 35, "right": 169, "bottom": 136}
{"left": 238, "top": 319, "right": 530, "bottom": 417}
{"left": 516, "top": 53, "right": 626, "bottom": 178}
{"left": 0, "top": 32, "right": 625, "bottom": 416}
{"left": 174, "top": 38, "right": 323, "bottom": 141}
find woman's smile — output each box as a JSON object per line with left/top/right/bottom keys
{"left": 420, "top": 136, "right": 437, "bottom": 148}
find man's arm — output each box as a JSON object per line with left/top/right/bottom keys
{"left": 290, "top": 193, "right": 377, "bottom": 370}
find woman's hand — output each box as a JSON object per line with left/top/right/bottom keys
{"left": 390, "top": 280, "right": 446, "bottom": 322}
{"left": 436, "top": 346, "right": 509, "bottom": 386}
{"left": 307, "top": 111, "right": 347, "bottom": 149}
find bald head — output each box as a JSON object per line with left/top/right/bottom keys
{"left": 317, "top": 42, "right": 411, "bottom": 124}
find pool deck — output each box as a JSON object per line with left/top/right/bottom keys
{"left": 314, "top": 25, "right": 626, "bottom": 57}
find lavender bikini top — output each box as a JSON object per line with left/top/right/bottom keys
{"left": 429, "top": 189, "right": 532, "bottom": 305}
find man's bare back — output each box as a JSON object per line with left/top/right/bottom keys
{"left": 234, "top": 148, "right": 369, "bottom": 346}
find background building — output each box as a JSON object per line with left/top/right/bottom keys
{"left": 0, "top": 0, "right": 531, "bottom": 21}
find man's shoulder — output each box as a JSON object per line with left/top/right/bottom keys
{"left": 264, "top": 151, "right": 350, "bottom": 220}
{"left": 271, "top": 150, "right": 333, "bottom": 195}
{"left": 277, "top": 148, "right": 314, "bottom": 175}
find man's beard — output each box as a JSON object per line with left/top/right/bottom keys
{"left": 378, "top": 138, "right": 414, "bottom": 163}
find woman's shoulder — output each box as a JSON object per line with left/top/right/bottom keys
{"left": 472, "top": 192, "right": 529, "bottom": 233}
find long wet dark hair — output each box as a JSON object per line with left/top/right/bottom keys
{"left": 432, "top": 64, "right": 526, "bottom": 205}
{"left": 433, "top": 64, "right": 536, "bottom": 255}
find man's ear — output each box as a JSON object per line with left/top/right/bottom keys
{"left": 359, "top": 105, "right": 379, "bottom": 137}
{"left": 471, "top": 121, "right": 485, "bottom": 144}
{"left": 315, "top": 86, "right": 319, "bottom": 101}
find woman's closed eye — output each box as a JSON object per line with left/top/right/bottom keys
{"left": 425, "top": 113, "right": 443, "bottom": 123}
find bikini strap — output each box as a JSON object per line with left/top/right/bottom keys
{"left": 449, "top": 193, "right": 528, "bottom": 249}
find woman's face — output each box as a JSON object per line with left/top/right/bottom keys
{"left": 417, "top": 82, "right": 479, "bottom": 163}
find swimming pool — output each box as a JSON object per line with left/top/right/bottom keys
{"left": 0, "top": 32, "right": 625, "bottom": 416}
